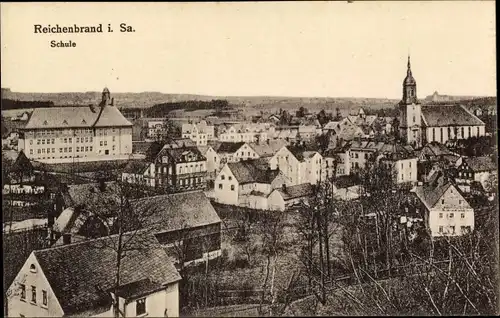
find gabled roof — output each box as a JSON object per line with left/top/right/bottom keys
{"left": 123, "top": 160, "right": 151, "bottom": 174}
{"left": 214, "top": 142, "right": 246, "bottom": 154}
{"left": 33, "top": 231, "right": 180, "bottom": 316}
{"left": 131, "top": 191, "right": 221, "bottom": 233}
{"left": 421, "top": 105, "right": 485, "bottom": 127}
{"left": 463, "top": 156, "right": 497, "bottom": 172}
{"left": 10, "top": 150, "right": 34, "bottom": 174}
{"left": 24, "top": 106, "right": 132, "bottom": 129}
{"left": 158, "top": 146, "right": 205, "bottom": 163}
{"left": 276, "top": 183, "right": 314, "bottom": 201}
{"left": 414, "top": 175, "right": 453, "bottom": 210}
{"left": 227, "top": 160, "right": 280, "bottom": 184}
{"left": 287, "top": 146, "right": 319, "bottom": 162}
{"left": 249, "top": 140, "right": 288, "bottom": 157}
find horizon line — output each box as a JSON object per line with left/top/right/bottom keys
{"left": 1, "top": 88, "right": 494, "bottom": 101}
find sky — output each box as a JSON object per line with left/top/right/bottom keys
{"left": 1, "top": 2, "right": 496, "bottom": 99}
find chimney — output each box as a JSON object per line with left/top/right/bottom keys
{"left": 282, "top": 184, "right": 287, "bottom": 192}
{"left": 63, "top": 233, "right": 71, "bottom": 245}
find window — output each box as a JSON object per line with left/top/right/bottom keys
{"left": 76, "top": 137, "right": 80, "bottom": 143}
{"left": 30, "top": 264, "right": 36, "bottom": 273}
{"left": 228, "top": 176, "right": 232, "bottom": 181}
{"left": 432, "top": 128, "right": 435, "bottom": 142}
{"left": 59, "top": 148, "right": 63, "bottom": 153}
{"left": 439, "top": 226, "right": 443, "bottom": 233}
{"left": 90, "top": 137, "right": 93, "bottom": 142}
{"left": 20, "top": 284, "right": 26, "bottom": 301}
{"left": 112, "top": 145, "right": 115, "bottom": 151}
{"left": 37, "top": 139, "right": 40, "bottom": 145}
{"left": 468, "top": 126, "right": 471, "bottom": 137}
{"left": 64, "top": 138, "right": 67, "bottom": 143}
{"left": 104, "top": 141, "right": 107, "bottom": 146}
{"left": 30, "top": 149, "right": 33, "bottom": 155}
{"left": 459, "top": 200, "right": 462, "bottom": 205}
{"left": 461, "top": 127, "right": 464, "bottom": 138}
{"left": 231, "top": 185, "right": 235, "bottom": 191}
{"left": 31, "top": 286, "right": 36, "bottom": 303}
{"left": 439, "top": 213, "right": 443, "bottom": 219}
{"left": 100, "top": 141, "right": 103, "bottom": 146}
{"left": 441, "top": 199, "right": 444, "bottom": 204}
{"left": 76, "top": 147, "right": 79, "bottom": 153}
{"left": 136, "top": 298, "right": 146, "bottom": 316}
{"left": 41, "top": 139, "right": 45, "bottom": 145}
{"left": 218, "top": 184, "right": 223, "bottom": 189}
{"left": 113, "top": 136, "right": 115, "bottom": 142}
{"left": 89, "top": 146, "right": 93, "bottom": 151}
{"left": 30, "top": 140, "right": 33, "bottom": 145}
{"left": 221, "top": 175, "right": 225, "bottom": 180}
{"left": 42, "top": 290, "right": 47, "bottom": 307}
{"left": 461, "top": 213, "right": 465, "bottom": 219}
{"left": 449, "top": 213, "right": 454, "bottom": 218}
{"left": 450, "top": 226, "right": 455, "bottom": 234}
{"left": 412, "top": 116, "right": 416, "bottom": 123}
{"left": 409, "top": 161, "right": 411, "bottom": 168}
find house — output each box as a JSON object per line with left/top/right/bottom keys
{"left": 6, "top": 232, "right": 181, "bottom": 317}
{"left": 414, "top": 174, "right": 474, "bottom": 237}
{"left": 131, "top": 191, "right": 222, "bottom": 265}
{"left": 53, "top": 182, "right": 222, "bottom": 266}
{"left": 322, "top": 143, "right": 351, "bottom": 178}
{"left": 145, "top": 118, "right": 168, "bottom": 140}
{"left": 121, "top": 160, "right": 156, "bottom": 187}
{"left": 182, "top": 120, "right": 215, "bottom": 146}
{"left": 269, "top": 146, "right": 323, "bottom": 185}
{"left": 455, "top": 156, "right": 497, "bottom": 192}
{"left": 348, "top": 140, "right": 418, "bottom": 184}
{"left": 217, "top": 123, "right": 273, "bottom": 143}
{"left": 331, "top": 175, "right": 361, "bottom": 200}
{"left": 268, "top": 183, "right": 314, "bottom": 211}
{"left": 418, "top": 141, "right": 460, "bottom": 162}
{"left": 18, "top": 88, "right": 133, "bottom": 164}
{"left": 212, "top": 141, "right": 260, "bottom": 164}
{"left": 153, "top": 143, "right": 207, "bottom": 193}
{"left": 197, "top": 145, "right": 221, "bottom": 181}
{"left": 214, "top": 160, "right": 289, "bottom": 208}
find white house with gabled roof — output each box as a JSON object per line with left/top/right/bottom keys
{"left": 6, "top": 232, "right": 181, "bottom": 318}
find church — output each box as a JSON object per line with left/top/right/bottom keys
{"left": 398, "top": 56, "right": 486, "bottom": 149}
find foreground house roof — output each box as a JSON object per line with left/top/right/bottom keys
{"left": 32, "top": 232, "right": 181, "bottom": 316}
{"left": 131, "top": 191, "right": 221, "bottom": 233}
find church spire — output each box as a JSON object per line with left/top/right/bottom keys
{"left": 407, "top": 55, "right": 412, "bottom": 76}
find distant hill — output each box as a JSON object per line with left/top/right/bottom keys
{"left": 1, "top": 90, "right": 399, "bottom": 110}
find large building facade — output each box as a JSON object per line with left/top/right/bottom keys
{"left": 19, "top": 88, "right": 133, "bottom": 163}
{"left": 398, "top": 57, "right": 485, "bottom": 148}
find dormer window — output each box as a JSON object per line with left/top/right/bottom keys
{"left": 43, "top": 120, "right": 48, "bottom": 125}
{"left": 30, "top": 264, "right": 37, "bottom": 273}
{"left": 82, "top": 119, "right": 86, "bottom": 124}
{"left": 62, "top": 120, "right": 68, "bottom": 125}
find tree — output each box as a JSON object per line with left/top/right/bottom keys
{"left": 75, "top": 176, "right": 158, "bottom": 318}
{"left": 257, "top": 211, "right": 286, "bottom": 314}
{"left": 296, "top": 107, "right": 307, "bottom": 118}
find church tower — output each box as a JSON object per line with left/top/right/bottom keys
{"left": 398, "top": 56, "right": 422, "bottom": 148}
